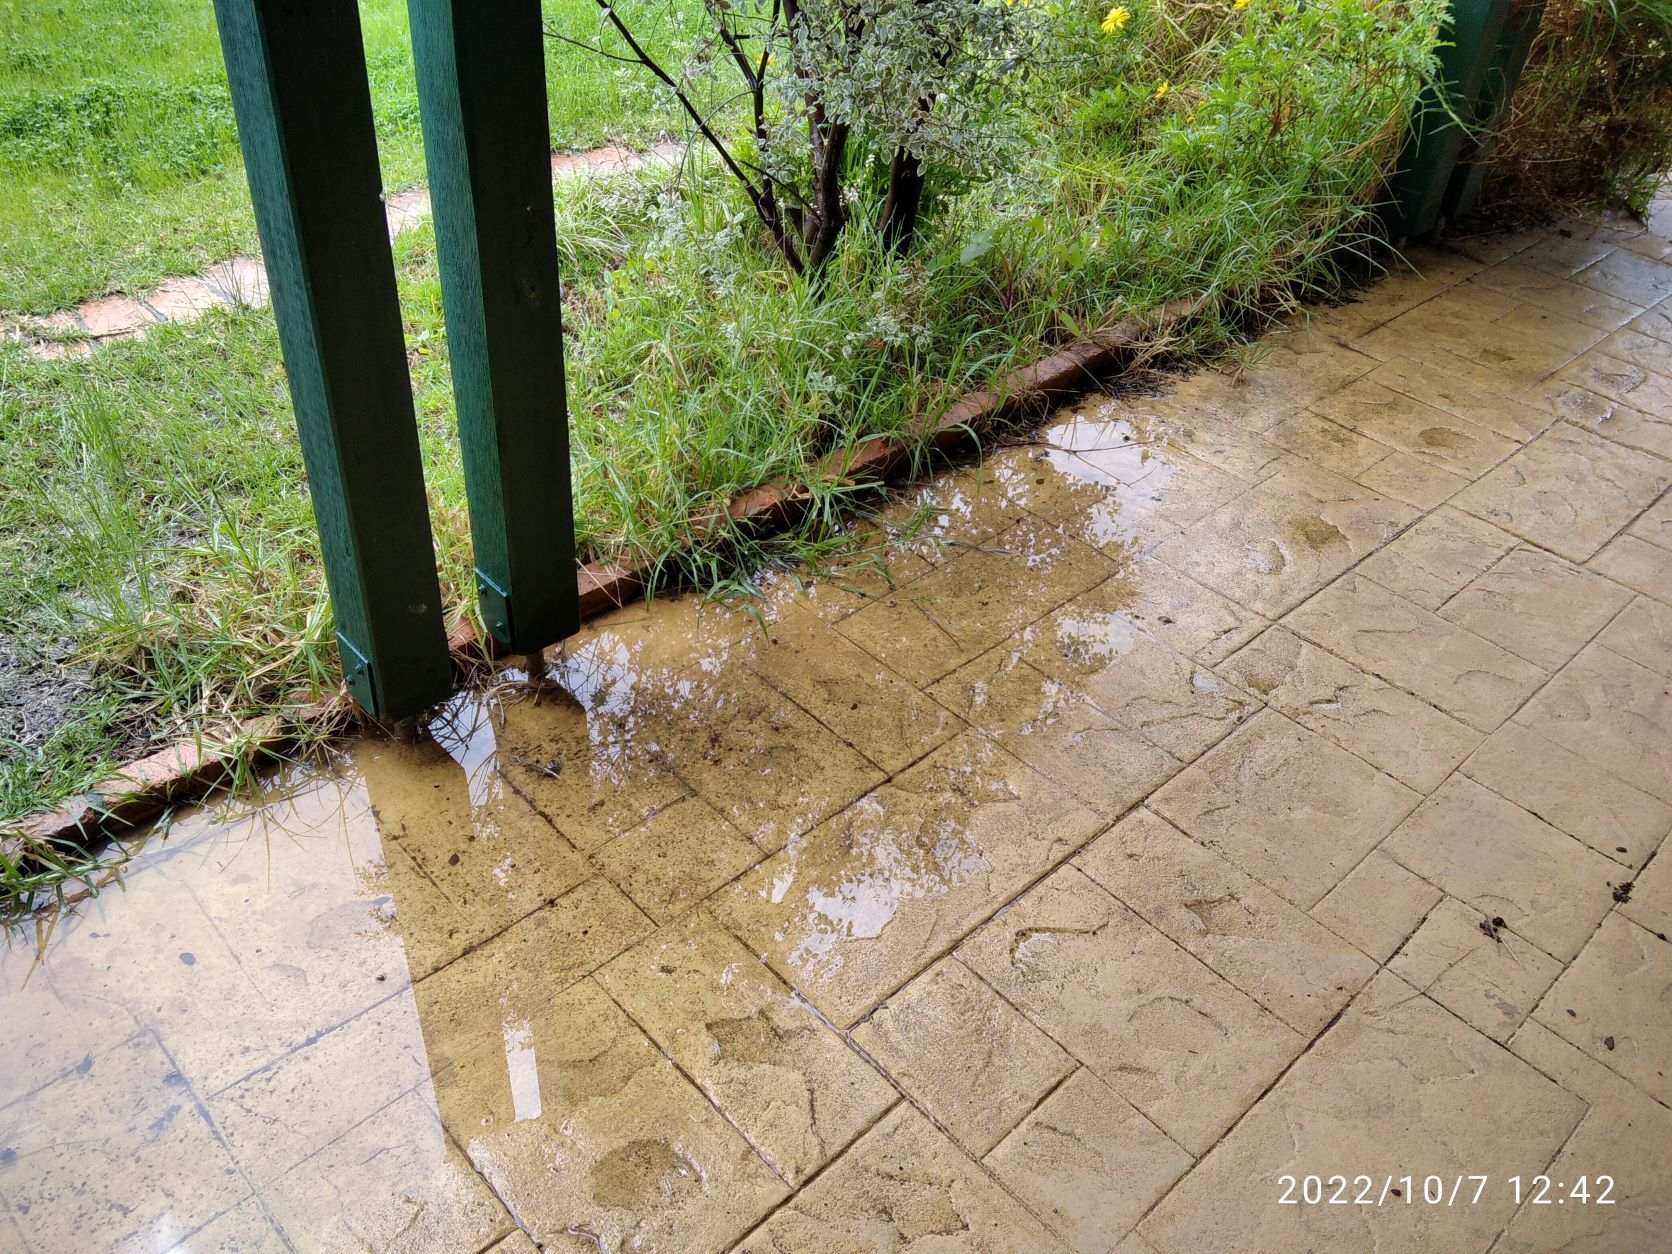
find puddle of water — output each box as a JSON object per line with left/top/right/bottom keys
{"left": 0, "top": 387, "right": 1212, "bottom": 1248}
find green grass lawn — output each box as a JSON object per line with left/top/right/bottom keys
{"left": 3, "top": 0, "right": 1446, "bottom": 907}
{"left": 0, "top": 0, "right": 688, "bottom": 313}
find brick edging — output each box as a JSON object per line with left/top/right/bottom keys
{"left": 8, "top": 300, "right": 1188, "bottom": 857}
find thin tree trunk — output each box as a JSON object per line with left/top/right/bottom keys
{"left": 880, "top": 146, "right": 925, "bottom": 254}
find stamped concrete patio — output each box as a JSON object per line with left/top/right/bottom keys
{"left": 5, "top": 203, "right": 1672, "bottom": 1253}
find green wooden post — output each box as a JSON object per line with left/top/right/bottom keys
{"left": 1443, "top": 0, "right": 1548, "bottom": 221}
{"left": 408, "top": 0, "right": 579, "bottom": 656}
{"left": 212, "top": 0, "right": 453, "bottom": 719}
{"left": 1384, "top": 0, "right": 1512, "bottom": 241}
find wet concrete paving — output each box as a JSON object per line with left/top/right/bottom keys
{"left": 5, "top": 205, "right": 1672, "bottom": 1253}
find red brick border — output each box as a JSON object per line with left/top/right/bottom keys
{"left": 10, "top": 303, "right": 1184, "bottom": 856}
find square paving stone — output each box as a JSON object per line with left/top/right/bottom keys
{"left": 208, "top": 989, "right": 433, "bottom": 1187}
{"left": 1454, "top": 422, "right": 1671, "bottom": 562}
{"left": 656, "top": 667, "right": 885, "bottom": 853}
{"left": 1574, "top": 248, "right": 1672, "bottom": 306}
{"left": 1590, "top": 532, "right": 1672, "bottom": 601}
{"left": 1513, "top": 641, "right": 1672, "bottom": 804}
{"left": 1496, "top": 285, "right": 1641, "bottom": 338}
{"left": 1283, "top": 574, "right": 1548, "bottom": 732}
{"left": 357, "top": 734, "right": 592, "bottom": 975}
{"left": 1310, "top": 378, "right": 1519, "bottom": 477}
{"left": 835, "top": 514, "right": 1116, "bottom": 687}
{"left": 1387, "top": 897, "right": 1562, "bottom": 1042}
{"left": 1626, "top": 296, "right": 1672, "bottom": 342}
{"left": 428, "top": 977, "right": 788, "bottom": 1250}
{"left": 1383, "top": 776, "right": 1619, "bottom": 961}
{"left": 1037, "top": 410, "right": 1250, "bottom": 528}
{"left": 1474, "top": 257, "right": 1639, "bottom": 321}
{"left": 1364, "top": 354, "right": 1553, "bottom": 443}
{"left": 256, "top": 1088, "right": 511, "bottom": 1254}
{"left": 1103, "top": 389, "right": 1289, "bottom": 482}
{"left": 598, "top": 913, "right": 894, "bottom": 1185}
{"left": 715, "top": 731, "right": 1102, "bottom": 1028}
{"left": 42, "top": 866, "right": 340, "bottom": 1099}
{"left": 852, "top": 957, "right": 1074, "bottom": 1156}
{"left": 1029, "top": 560, "right": 1268, "bottom": 669}
{"left": 871, "top": 462, "right": 1030, "bottom": 565}
{"left": 1262, "top": 409, "right": 1391, "bottom": 478}
{"left": 1138, "top": 971, "right": 1584, "bottom": 1254}
{"left": 0, "top": 1032, "right": 249, "bottom": 1252}
{"left": 1502, "top": 1021, "right": 1672, "bottom": 1254}
{"left": 37, "top": 775, "right": 411, "bottom": 1090}
{"left": 1148, "top": 711, "right": 1421, "bottom": 908}
{"left": 407, "top": 878, "right": 649, "bottom": 1084}
{"left": 1551, "top": 352, "right": 1672, "bottom": 438}
{"left": 1354, "top": 450, "right": 1470, "bottom": 510}
{"left": 985, "top": 1068, "right": 1192, "bottom": 1252}
{"left": 1155, "top": 462, "right": 1416, "bottom": 618}
{"left": 590, "top": 795, "right": 763, "bottom": 924}
{"left": 928, "top": 647, "right": 1181, "bottom": 817}
{"left": 1218, "top": 626, "right": 1481, "bottom": 793}
{"left": 1597, "top": 326, "right": 1672, "bottom": 377}
{"left": 491, "top": 651, "right": 696, "bottom": 850}
{"left": 1355, "top": 506, "right": 1519, "bottom": 611}
{"left": 734, "top": 607, "right": 962, "bottom": 774}
{"left": 1436, "top": 545, "right": 1634, "bottom": 671}
{"left": 1534, "top": 915, "right": 1672, "bottom": 1105}
{"left": 1186, "top": 340, "right": 1379, "bottom": 422}
{"left": 1076, "top": 808, "right": 1377, "bottom": 1033}
{"left": 1356, "top": 296, "right": 1589, "bottom": 389}
{"left": 987, "top": 440, "right": 1191, "bottom": 557}
{"left": 734, "top": 1102, "right": 1068, "bottom": 1253}
{"left": 1013, "top": 607, "right": 1257, "bottom": 762}
{"left": 0, "top": 939, "right": 137, "bottom": 1112}
{"left": 1310, "top": 850, "right": 1443, "bottom": 963}
{"left": 169, "top": 1197, "right": 289, "bottom": 1252}
{"left": 958, "top": 865, "right": 1304, "bottom": 1155}
{"left": 1460, "top": 720, "right": 1672, "bottom": 867}
{"left": 1524, "top": 377, "right": 1672, "bottom": 459}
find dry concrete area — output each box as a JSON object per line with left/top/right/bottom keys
{"left": 4, "top": 205, "right": 1672, "bottom": 1253}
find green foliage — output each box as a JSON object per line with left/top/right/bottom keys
{"left": 0, "top": 0, "right": 696, "bottom": 312}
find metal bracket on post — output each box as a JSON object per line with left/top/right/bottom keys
{"left": 211, "top": 0, "right": 454, "bottom": 722}
{"left": 408, "top": 0, "right": 580, "bottom": 656}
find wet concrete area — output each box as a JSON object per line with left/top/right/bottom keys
{"left": 6, "top": 204, "right": 1672, "bottom": 1252}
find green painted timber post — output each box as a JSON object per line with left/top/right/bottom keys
{"left": 211, "top": 0, "right": 454, "bottom": 720}
{"left": 407, "top": 0, "right": 580, "bottom": 656}
{"left": 1442, "top": 0, "right": 1548, "bottom": 222}
{"left": 1384, "top": 0, "right": 1513, "bottom": 242}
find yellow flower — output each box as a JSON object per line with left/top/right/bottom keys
{"left": 1234, "top": 0, "right": 1252, "bottom": 9}
{"left": 1153, "top": 78, "right": 1169, "bottom": 99}
{"left": 1100, "top": 5, "right": 1131, "bottom": 33}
